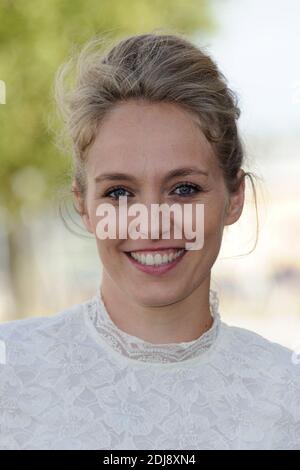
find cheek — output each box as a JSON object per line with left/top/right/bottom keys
{"left": 95, "top": 234, "right": 125, "bottom": 267}
{"left": 188, "top": 207, "right": 224, "bottom": 273}
{"left": 95, "top": 240, "right": 124, "bottom": 279}
{"left": 203, "top": 200, "right": 226, "bottom": 243}
{"left": 183, "top": 189, "right": 227, "bottom": 237}
{"left": 89, "top": 199, "right": 126, "bottom": 238}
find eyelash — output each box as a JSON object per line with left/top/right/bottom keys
{"left": 102, "top": 182, "right": 203, "bottom": 200}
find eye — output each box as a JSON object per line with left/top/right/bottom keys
{"left": 103, "top": 186, "right": 132, "bottom": 200}
{"left": 171, "top": 182, "right": 203, "bottom": 197}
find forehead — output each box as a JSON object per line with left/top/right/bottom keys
{"left": 86, "top": 100, "right": 216, "bottom": 173}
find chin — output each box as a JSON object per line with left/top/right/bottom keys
{"left": 127, "top": 282, "right": 191, "bottom": 307}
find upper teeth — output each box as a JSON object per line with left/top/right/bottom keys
{"left": 130, "top": 249, "right": 185, "bottom": 266}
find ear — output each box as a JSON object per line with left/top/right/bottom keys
{"left": 72, "top": 180, "right": 94, "bottom": 234}
{"left": 224, "top": 169, "right": 245, "bottom": 226}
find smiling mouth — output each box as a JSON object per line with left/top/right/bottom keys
{"left": 125, "top": 248, "right": 187, "bottom": 267}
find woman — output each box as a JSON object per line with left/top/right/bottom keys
{"left": 0, "top": 32, "right": 299, "bottom": 450}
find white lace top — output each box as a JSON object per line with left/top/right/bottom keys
{"left": 0, "top": 288, "right": 299, "bottom": 450}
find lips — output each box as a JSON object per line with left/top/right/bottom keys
{"left": 124, "top": 247, "right": 187, "bottom": 275}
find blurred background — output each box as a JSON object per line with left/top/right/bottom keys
{"left": 0, "top": 0, "right": 299, "bottom": 352}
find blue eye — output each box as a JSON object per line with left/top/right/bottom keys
{"left": 104, "top": 186, "right": 132, "bottom": 200}
{"left": 172, "top": 183, "right": 202, "bottom": 197}
{"left": 102, "top": 182, "right": 203, "bottom": 200}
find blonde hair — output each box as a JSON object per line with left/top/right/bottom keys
{"left": 54, "top": 30, "right": 260, "bottom": 251}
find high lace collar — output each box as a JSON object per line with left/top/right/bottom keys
{"left": 85, "top": 288, "right": 221, "bottom": 364}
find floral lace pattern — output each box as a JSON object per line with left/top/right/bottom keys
{"left": 86, "top": 288, "right": 221, "bottom": 363}
{"left": 0, "top": 290, "right": 299, "bottom": 450}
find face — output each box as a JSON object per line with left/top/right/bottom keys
{"left": 74, "top": 100, "right": 244, "bottom": 307}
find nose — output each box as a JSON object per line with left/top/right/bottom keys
{"left": 127, "top": 197, "right": 181, "bottom": 242}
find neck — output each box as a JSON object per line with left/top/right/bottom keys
{"left": 100, "top": 275, "right": 213, "bottom": 344}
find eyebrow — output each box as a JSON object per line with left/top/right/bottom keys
{"left": 94, "top": 166, "right": 209, "bottom": 184}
